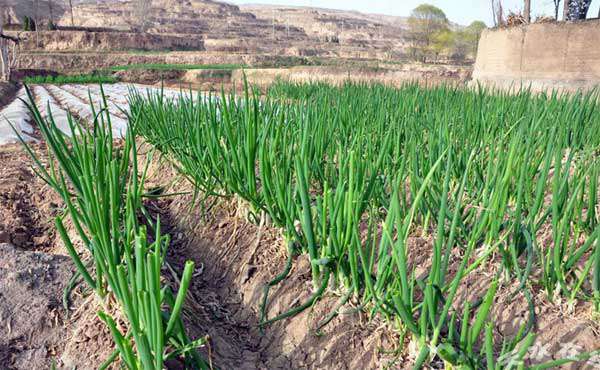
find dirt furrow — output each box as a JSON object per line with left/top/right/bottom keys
{"left": 142, "top": 154, "right": 400, "bottom": 370}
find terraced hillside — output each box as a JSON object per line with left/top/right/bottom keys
{"left": 1, "top": 0, "right": 67, "bottom": 25}
{"left": 5, "top": 0, "right": 413, "bottom": 59}
{"left": 64, "top": 0, "right": 307, "bottom": 39}
{"left": 241, "top": 4, "right": 409, "bottom": 55}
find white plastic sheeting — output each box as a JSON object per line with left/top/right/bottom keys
{"left": 88, "top": 84, "right": 132, "bottom": 106}
{"left": 0, "top": 83, "right": 200, "bottom": 145}
{"left": 60, "top": 84, "right": 128, "bottom": 120}
{"left": 125, "top": 83, "right": 193, "bottom": 105}
{"left": 47, "top": 85, "right": 128, "bottom": 138}
{"left": 0, "top": 89, "right": 35, "bottom": 145}
{"left": 33, "top": 86, "right": 73, "bottom": 136}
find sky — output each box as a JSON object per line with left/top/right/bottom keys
{"left": 228, "top": 0, "right": 600, "bottom": 26}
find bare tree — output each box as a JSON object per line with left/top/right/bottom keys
{"left": 491, "top": 0, "right": 498, "bottom": 26}
{"left": 48, "top": 0, "right": 54, "bottom": 29}
{"left": 553, "top": 0, "right": 562, "bottom": 20}
{"left": 34, "top": 0, "right": 40, "bottom": 46}
{"left": 570, "top": 0, "right": 592, "bottom": 19}
{"left": 563, "top": 0, "right": 592, "bottom": 20}
{"left": 0, "top": 14, "right": 20, "bottom": 81}
{"left": 133, "top": 0, "right": 153, "bottom": 32}
{"left": 491, "top": 0, "right": 505, "bottom": 26}
{"left": 497, "top": 0, "right": 505, "bottom": 26}
{"left": 524, "top": 0, "right": 531, "bottom": 22}
{"left": 68, "top": 0, "right": 75, "bottom": 27}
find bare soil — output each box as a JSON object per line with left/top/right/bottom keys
{"left": 0, "top": 243, "right": 73, "bottom": 368}
{"left": 0, "top": 144, "right": 59, "bottom": 250}
{"left": 114, "top": 69, "right": 187, "bottom": 85}
{"left": 0, "top": 82, "right": 20, "bottom": 109}
{"left": 0, "top": 144, "right": 114, "bottom": 369}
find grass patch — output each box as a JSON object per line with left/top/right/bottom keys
{"left": 23, "top": 74, "right": 119, "bottom": 85}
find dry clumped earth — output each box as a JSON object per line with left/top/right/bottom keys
{"left": 0, "top": 242, "right": 72, "bottom": 368}
{"left": 0, "top": 144, "right": 59, "bottom": 250}
{"left": 0, "top": 143, "right": 73, "bottom": 368}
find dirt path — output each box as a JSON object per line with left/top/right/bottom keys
{"left": 0, "top": 144, "right": 76, "bottom": 368}
{"left": 0, "top": 243, "right": 74, "bottom": 368}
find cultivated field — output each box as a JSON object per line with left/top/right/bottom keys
{"left": 0, "top": 81, "right": 599, "bottom": 369}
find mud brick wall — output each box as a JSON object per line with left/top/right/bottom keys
{"left": 473, "top": 20, "right": 600, "bottom": 92}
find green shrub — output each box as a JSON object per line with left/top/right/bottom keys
{"left": 22, "top": 17, "right": 31, "bottom": 31}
